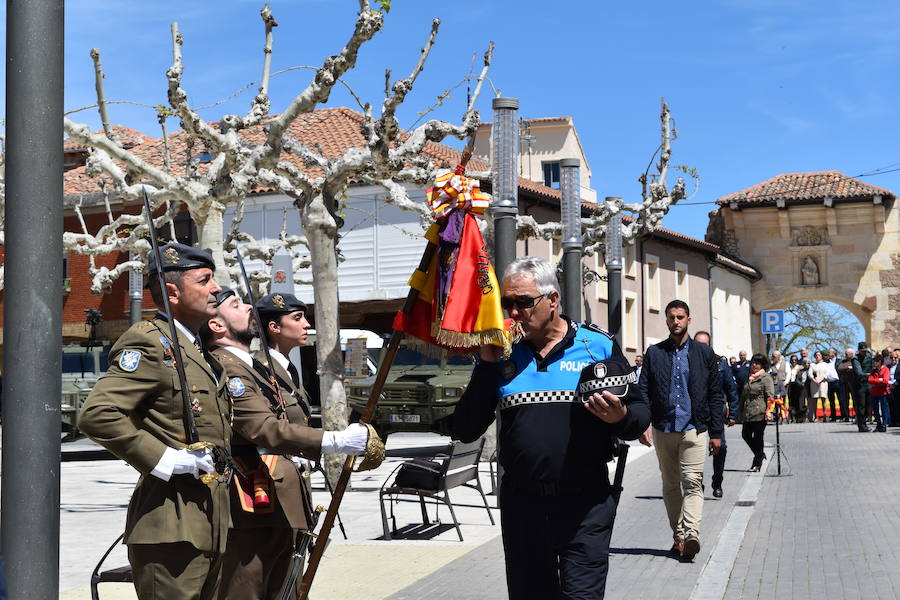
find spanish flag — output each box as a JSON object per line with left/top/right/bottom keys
{"left": 393, "top": 167, "right": 508, "bottom": 354}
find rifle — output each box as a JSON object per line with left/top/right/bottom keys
{"left": 278, "top": 505, "right": 324, "bottom": 600}
{"left": 141, "top": 187, "right": 231, "bottom": 484}
{"left": 233, "top": 248, "right": 287, "bottom": 417}
{"left": 141, "top": 188, "right": 200, "bottom": 446}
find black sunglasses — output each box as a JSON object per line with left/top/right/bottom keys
{"left": 501, "top": 293, "right": 546, "bottom": 311}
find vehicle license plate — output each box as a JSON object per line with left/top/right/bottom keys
{"left": 388, "top": 414, "right": 421, "bottom": 423}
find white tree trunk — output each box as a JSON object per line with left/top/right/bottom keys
{"left": 197, "top": 203, "right": 228, "bottom": 276}
{"left": 302, "top": 192, "right": 347, "bottom": 486}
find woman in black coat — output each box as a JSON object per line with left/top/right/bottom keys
{"left": 741, "top": 353, "right": 775, "bottom": 471}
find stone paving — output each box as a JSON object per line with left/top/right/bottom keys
{"left": 11, "top": 420, "right": 900, "bottom": 598}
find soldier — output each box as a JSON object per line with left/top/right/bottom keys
{"left": 206, "top": 289, "right": 383, "bottom": 600}
{"left": 78, "top": 242, "right": 232, "bottom": 600}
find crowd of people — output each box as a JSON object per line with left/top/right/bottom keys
{"left": 728, "top": 344, "right": 900, "bottom": 433}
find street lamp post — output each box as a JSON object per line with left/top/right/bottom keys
{"left": 3, "top": 0, "right": 65, "bottom": 597}
{"left": 490, "top": 97, "right": 519, "bottom": 280}
{"left": 605, "top": 206, "right": 624, "bottom": 349}
{"left": 129, "top": 252, "right": 143, "bottom": 324}
{"left": 559, "top": 159, "right": 582, "bottom": 321}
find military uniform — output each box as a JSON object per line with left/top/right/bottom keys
{"left": 79, "top": 316, "right": 233, "bottom": 599}
{"left": 213, "top": 345, "right": 323, "bottom": 600}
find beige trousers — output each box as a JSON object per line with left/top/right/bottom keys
{"left": 653, "top": 428, "right": 708, "bottom": 540}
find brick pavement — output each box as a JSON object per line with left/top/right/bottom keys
{"left": 388, "top": 425, "right": 762, "bottom": 600}
{"left": 723, "top": 422, "right": 900, "bottom": 600}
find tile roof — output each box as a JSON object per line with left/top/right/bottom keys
{"left": 717, "top": 170, "right": 894, "bottom": 206}
{"left": 64, "top": 125, "right": 152, "bottom": 152}
{"left": 63, "top": 106, "right": 557, "bottom": 198}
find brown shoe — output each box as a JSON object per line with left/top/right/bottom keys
{"left": 682, "top": 535, "right": 700, "bottom": 560}
{"left": 670, "top": 537, "right": 684, "bottom": 556}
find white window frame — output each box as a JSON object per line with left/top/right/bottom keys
{"left": 644, "top": 253, "right": 661, "bottom": 312}
{"left": 623, "top": 290, "right": 638, "bottom": 352}
{"left": 675, "top": 261, "right": 689, "bottom": 301}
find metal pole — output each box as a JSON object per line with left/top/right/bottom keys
{"left": 605, "top": 207, "right": 624, "bottom": 350}
{"left": 129, "top": 251, "right": 143, "bottom": 325}
{"left": 559, "top": 158, "right": 582, "bottom": 320}
{"left": 3, "top": 0, "right": 65, "bottom": 597}
{"left": 490, "top": 97, "right": 519, "bottom": 279}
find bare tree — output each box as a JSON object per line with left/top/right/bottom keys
{"left": 61, "top": 1, "right": 494, "bottom": 481}
{"left": 514, "top": 98, "right": 687, "bottom": 254}
{"left": 774, "top": 300, "right": 863, "bottom": 356}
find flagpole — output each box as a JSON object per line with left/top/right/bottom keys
{"left": 297, "top": 242, "right": 436, "bottom": 600}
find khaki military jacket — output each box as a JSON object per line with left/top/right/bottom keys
{"left": 78, "top": 317, "right": 232, "bottom": 553}
{"left": 213, "top": 348, "right": 323, "bottom": 531}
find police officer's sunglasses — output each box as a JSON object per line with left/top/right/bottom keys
{"left": 500, "top": 293, "right": 546, "bottom": 311}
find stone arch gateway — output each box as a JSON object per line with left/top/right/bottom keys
{"left": 707, "top": 170, "right": 900, "bottom": 351}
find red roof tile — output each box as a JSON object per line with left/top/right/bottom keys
{"left": 717, "top": 170, "right": 894, "bottom": 206}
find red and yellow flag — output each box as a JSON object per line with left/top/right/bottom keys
{"left": 393, "top": 166, "right": 508, "bottom": 354}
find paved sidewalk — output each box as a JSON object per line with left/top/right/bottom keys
{"left": 387, "top": 421, "right": 900, "bottom": 600}
{"left": 12, "top": 420, "right": 900, "bottom": 599}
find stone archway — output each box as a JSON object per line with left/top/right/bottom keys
{"left": 707, "top": 171, "right": 900, "bottom": 351}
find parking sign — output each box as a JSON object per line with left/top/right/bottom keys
{"left": 761, "top": 309, "right": 784, "bottom": 335}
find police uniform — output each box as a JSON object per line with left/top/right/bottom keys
{"left": 215, "top": 290, "right": 324, "bottom": 600}
{"left": 451, "top": 320, "right": 650, "bottom": 600}
{"left": 78, "top": 244, "right": 232, "bottom": 600}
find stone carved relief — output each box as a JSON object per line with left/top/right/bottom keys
{"left": 791, "top": 225, "right": 830, "bottom": 247}
{"left": 801, "top": 255, "right": 820, "bottom": 286}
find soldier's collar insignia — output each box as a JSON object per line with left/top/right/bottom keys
{"left": 272, "top": 294, "right": 285, "bottom": 309}
{"left": 227, "top": 377, "right": 246, "bottom": 397}
{"left": 119, "top": 350, "right": 141, "bottom": 372}
{"left": 163, "top": 247, "right": 180, "bottom": 264}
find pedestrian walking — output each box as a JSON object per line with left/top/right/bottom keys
{"left": 78, "top": 243, "right": 232, "bottom": 600}
{"left": 836, "top": 349, "right": 856, "bottom": 423}
{"left": 638, "top": 300, "right": 724, "bottom": 561}
{"left": 740, "top": 354, "right": 774, "bottom": 471}
{"left": 868, "top": 353, "right": 891, "bottom": 432}
{"left": 451, "top": 257, "right": 650, "bottom": 600}
{"left": 693, "top": 331, "right": 738, "bottom": 499}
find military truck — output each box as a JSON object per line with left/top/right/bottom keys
{"left": 61, "top": 343, "right": 110, "bottom": 440}
{"left": 347, "top": 343, "right": 474, "bottom": 438}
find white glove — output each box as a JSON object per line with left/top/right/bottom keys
{"left": 321, "top": 423, "right": 369, "bottom": 456}
{"left": 290, "top": 456, "right": 314, "bottom": 471}
{"left": 152, "top": 447, "right": 215, "bottom": 481}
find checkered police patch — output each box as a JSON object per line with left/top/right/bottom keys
{"left": 118, "top": 350, "right": 141, "bottom": 372}
{"left": 227, "top": 377, "right": 246, "bottom": 397}
{"left": 499, "top": 390, "right": 577, "bottom": 410}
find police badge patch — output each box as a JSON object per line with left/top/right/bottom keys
{"left": 119, "top": 350, "right": 141, "bottom": 372}
{"left": 593, "top": 362, "right": 607, "bottom": 379}
{"left": 502, "top": 360, "right": 517, "bottom": 380}
{"left": 227, "top": 377, "right": 246, "bottom": 397}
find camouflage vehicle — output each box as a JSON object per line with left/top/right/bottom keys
{"left": 347, "top": 343, "right": 474, "bottom": 438}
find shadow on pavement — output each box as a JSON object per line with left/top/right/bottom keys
{"left": 375, "top": 523, "right": 458, "bottom": 541}
{"left": 609, "top": 547, "right": 674, "bottom": 557}
{"left": 633, "top": 495, "right": 664, "bottom": 500}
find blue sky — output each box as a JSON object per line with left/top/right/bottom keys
{"left": 11, "top": 0, "right": 900, "bottom": 241}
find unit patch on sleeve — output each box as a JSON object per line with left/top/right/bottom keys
{"left": 118, "top": 350, "right": 142, "bottom": 372}
{"left": 227, "top": 377, "right": 246, "bottom": 397}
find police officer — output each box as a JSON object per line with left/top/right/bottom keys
{"left": 451, "top": 257, "right": 650, "bottom": 600}
{"left": 79, "top": 243, "right": 232, "bottom": 600}
{"left": 207, "top": 290, "right": 382, "bottom": 599}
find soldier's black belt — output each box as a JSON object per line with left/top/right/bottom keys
{"left": 501, "top": 475, "right": 610, "bottom": 498}
{"left": 231, "top": 445, "right": 280, "bottom": 458}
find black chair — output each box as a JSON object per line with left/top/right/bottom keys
{"left": 379, "top": 438, "right": 494, "bottom": 542}
{"left": 90, "top": 533, "right": 132, "bottom": 600}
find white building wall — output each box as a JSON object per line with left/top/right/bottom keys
{"left": 709, "top": 265, "right": 754, "bottom": 360}
{"left": 224, "top": 185, "right": 426, "bottom": 302}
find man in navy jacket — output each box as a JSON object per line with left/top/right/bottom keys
{"left": 638, "top": 300, "right": 723, "bottom": 560}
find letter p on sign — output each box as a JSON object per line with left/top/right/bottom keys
{"left": 761, "top": 310, "right": 784, "bottom": 335}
